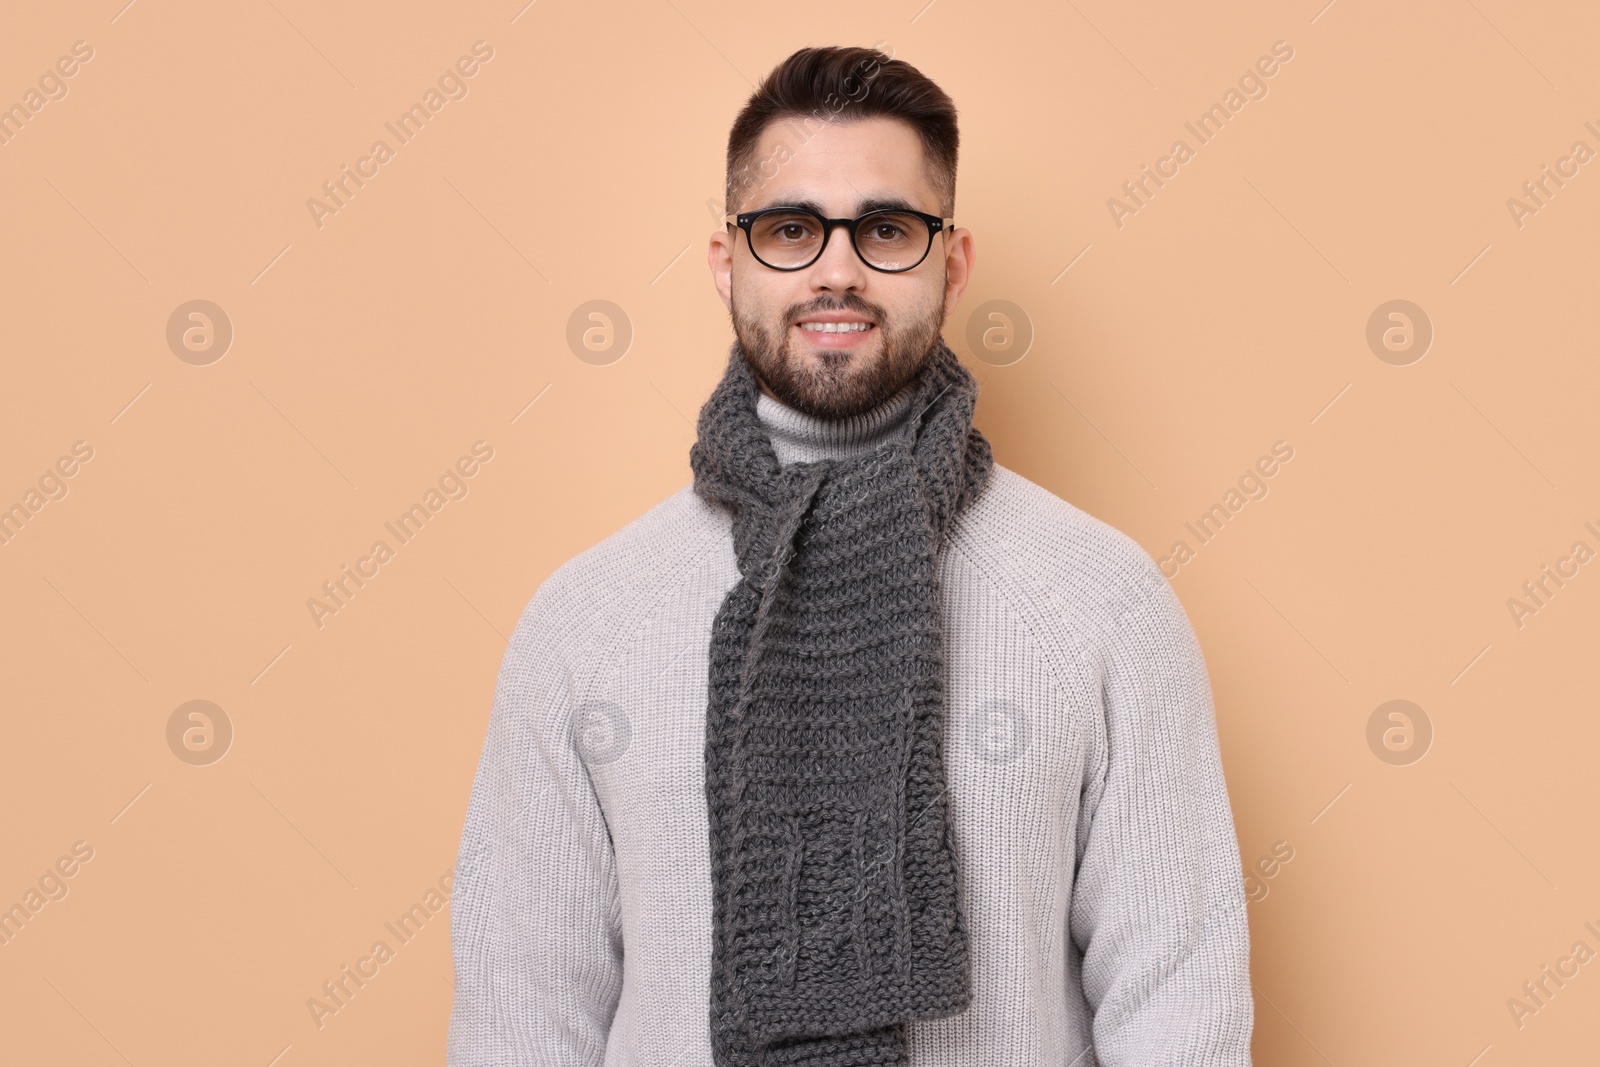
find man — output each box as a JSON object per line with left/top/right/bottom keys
{"left": 448, "top": 45, "right": 1254, "bottom": 1067}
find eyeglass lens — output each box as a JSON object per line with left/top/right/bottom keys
{"left": 748, "top": 211, "right": 932, "bottom": 271}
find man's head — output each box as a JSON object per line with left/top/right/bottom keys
{"left": 709, "top": 47, "right": 975, "bottom": 419}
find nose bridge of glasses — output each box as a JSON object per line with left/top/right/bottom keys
{"left": 818, "top": 214, "right": 868, "bottom": 267}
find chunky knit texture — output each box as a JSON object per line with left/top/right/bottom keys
{"left": 689, "top": 341, "right": 991, "bottom": 1065}
{"left": 447, "top": 356, "right": 1256, "bottom": 1066}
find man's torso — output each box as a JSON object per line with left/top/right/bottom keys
{"left": 546, "top": 463, "right": 1171, "bottom": 1065}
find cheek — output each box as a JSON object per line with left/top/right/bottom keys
{"left": 891, "top": 277, "right": 947, "bottom": 323}
{"left": 732, "top": 271, "right": 802, "bottom": 324}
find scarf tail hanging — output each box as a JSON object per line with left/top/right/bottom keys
{"left": 693, "top": 339, "right": 993, "bottom": 1066}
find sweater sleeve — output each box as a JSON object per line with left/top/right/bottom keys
{"left": 447, "top": 591, "right": 625, "bottom": 1065}
{"left": 1066, "top": 560, "right": 1254, "bottom": 1066}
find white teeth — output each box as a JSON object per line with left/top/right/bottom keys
{"left": 798, "top": 321, "right": 871, "bottom": 333}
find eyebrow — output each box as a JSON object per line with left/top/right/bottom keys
{"left": 748, "top": 195, "right": 929, "bottom": 217}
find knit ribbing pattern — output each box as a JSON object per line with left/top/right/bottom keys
{"left": 689, "top": 340, "right": 994, "bottom": 1066}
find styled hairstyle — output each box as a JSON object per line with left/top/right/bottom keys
{"left": 724, "top": 46, "right": 959, "bottom": 217}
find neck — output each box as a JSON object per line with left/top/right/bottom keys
{"left": 756, "top": 384, "right": 918, "bottom": 466}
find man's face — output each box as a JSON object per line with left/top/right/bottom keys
{"left": 709, "top": 116, "right": 975, "bottom": 419}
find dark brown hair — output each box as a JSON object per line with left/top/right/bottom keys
{"left": 725, "top": 46, "right": 959, "bottom": 217}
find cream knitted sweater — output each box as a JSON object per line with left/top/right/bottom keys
{"left": 447, "top": 382, "right": 1255, "bottom": 1066}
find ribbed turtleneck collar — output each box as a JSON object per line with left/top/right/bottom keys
{"left": 755, "top": 383, "right": 918, "bottom": 467}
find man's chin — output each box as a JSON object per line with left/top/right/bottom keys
{"left": 787, "top": 340, "right": 873, "bottom": 377}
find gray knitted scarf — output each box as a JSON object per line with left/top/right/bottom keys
{"left": 690, "top": 337, "right": 994, "bottom": 1066}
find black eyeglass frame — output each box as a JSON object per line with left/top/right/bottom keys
{"left": 723, "top": 206, "right": 956, "bottom": 273}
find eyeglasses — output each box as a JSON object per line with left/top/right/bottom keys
{"left": 724, "top": 206, "right": 955, "bottom": 273}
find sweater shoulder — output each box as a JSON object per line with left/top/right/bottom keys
{"left": 950, "top": 463, "right": 1172, "bottom": 635}
{"left": 508, "top": 482, "right": 730, "bottom": 662}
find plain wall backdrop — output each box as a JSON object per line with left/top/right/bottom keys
{"left": 2, "top": 1, "right": 1597, "bottom": 1064}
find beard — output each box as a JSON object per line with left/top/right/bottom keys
{"left": 730, "top": 285, "right": 946, "bottom": 420}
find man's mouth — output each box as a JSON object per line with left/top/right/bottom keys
{"left": 792, "top": 310, "right": 878, "bottom": 349}
{"left": 797, "top": 321, "right": 874, "bottom": 333}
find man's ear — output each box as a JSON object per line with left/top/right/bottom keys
{"left": 709, "top": 229, "right": 734, "bottom": 312}
{"left": 942, "top": 226, "right": 975, "bottom": 320}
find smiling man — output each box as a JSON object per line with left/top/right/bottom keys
{"left": 448, "top": 46, "right": 1255, "bottom": 1067}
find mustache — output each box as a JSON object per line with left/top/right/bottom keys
{"left": 787, "top": 294, "right": 884, "bottom": 325}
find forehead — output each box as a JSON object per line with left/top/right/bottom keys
{"left": 745, "top": 115, "right": 938, "bottom": 213}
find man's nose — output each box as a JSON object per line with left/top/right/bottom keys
{"left": 808, "top": 221, "right": 869, "bottom": 291}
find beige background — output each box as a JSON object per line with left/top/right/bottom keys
{"left": 3, "top": 0, "right": 1597, "bottom": 1064}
